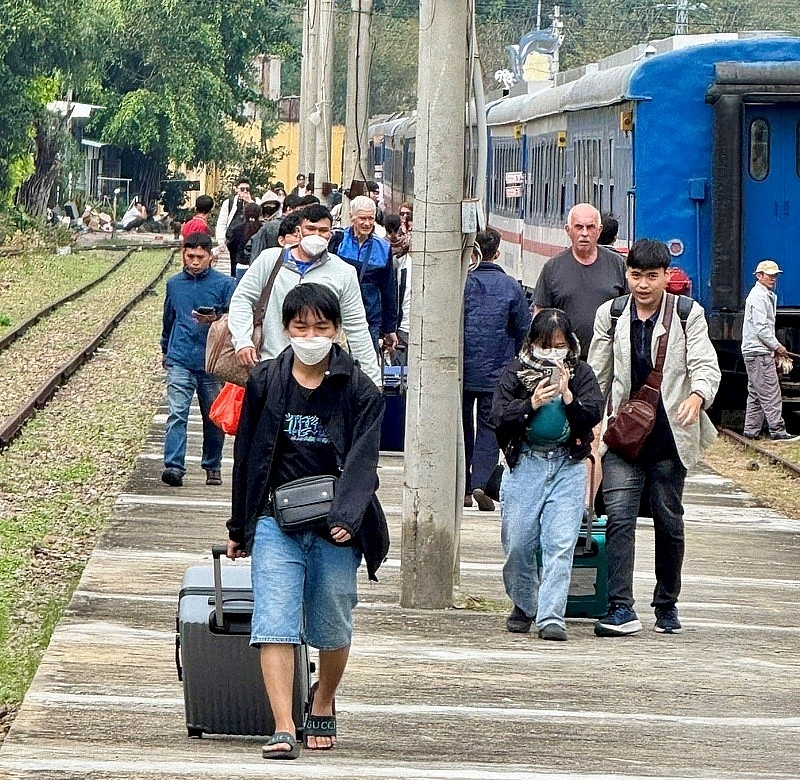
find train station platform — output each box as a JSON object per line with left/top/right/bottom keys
{"left": 0, "top": 403, "right": 798, "bottom": 778}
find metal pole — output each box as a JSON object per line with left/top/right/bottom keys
{"left": 400, "top": 0, "right": 469, "bottom": 609}
{"left": 300, "top": 0, "right": 320, "bottom": 179}
{"left": 313, "top": 0, "right": 334, "bottom": 200}
{"left": 342, "top": 0, "right": 373, "bottom": 223}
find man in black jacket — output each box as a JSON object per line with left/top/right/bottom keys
{"left": 226, "top": 284, "right": 388, "bottom": 759}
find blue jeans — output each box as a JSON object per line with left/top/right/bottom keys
{"left": 250, "top": 516, "right": 362, "bottom": 650}
{"left": 500, "top": 448, "right": 586, "bottom": 629}
{"left": 163, "top": 365, "right": 224, "bottom": 473}
{"left": 601, "top": 452, "right": 687, "bottom": 610}
{"left": 462, "top": 390, "right": 498, "bottom": 493}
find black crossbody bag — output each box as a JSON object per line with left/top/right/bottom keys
{"left": 271, "top": 475, "right": 338, "bottom": 532}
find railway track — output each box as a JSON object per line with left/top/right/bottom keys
{"left": 0, "top": 249, "right": 134, "bottom": 352}
{"left": 0, "top": 249, "right": 176, "bottom": 448}
{"left": 718, "top": 427, "right": 800, "bottom": 478}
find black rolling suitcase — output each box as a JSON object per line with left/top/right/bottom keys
{"left": 380, "top": 360, "right": 407, "bottom": 451}
{"left": 175, "top": 545, "right": 311, "bottom": 738}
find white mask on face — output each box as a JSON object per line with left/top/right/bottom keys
{"left": 532, "top": 346, "right": 569, "bottom": 362}
{"left": 299, "top": 234, "right": 329, "bottom": 259}
{"left": 290, "top": 336, "right": 333, "bottom": 366}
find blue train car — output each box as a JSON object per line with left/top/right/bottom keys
{"left": 368, "top": 33, "right": 800, "bottom": 411}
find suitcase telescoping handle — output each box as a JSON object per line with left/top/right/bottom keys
{"left": 211, "top": 544, "right": 228, "bottom": 630}
{"left": 580, "top": 455, "right": 598, "bottom": 555}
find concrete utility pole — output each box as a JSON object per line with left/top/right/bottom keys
{"left": 313, "top": 0, "right": 335, "bottom": 198}
{"left": 341, "top": 0, "right": 373, "bottom": 221}
{"left": 299, "top": 0, "right": 320, "bottom": 177}
{"left": 400, "top": 0, "right": 469, "bottom": 608}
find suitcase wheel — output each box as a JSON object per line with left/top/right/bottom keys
{"left": 187, "top": 726, "right": 204, "bottom": 739}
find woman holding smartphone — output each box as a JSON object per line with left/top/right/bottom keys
{"left": 492, "top": 308, "right": 603, "bottom": 640}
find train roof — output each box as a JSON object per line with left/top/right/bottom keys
{"left": 487, "top": 31, "right": 800, "bottom": 126}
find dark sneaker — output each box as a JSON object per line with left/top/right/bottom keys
{"left": 464, "top": 494, "right": 473, "bottom": 508}
{"left": 594, "top": 605, "right": 642, "bottom": 637}
{"left": 506, "top": 605, "right": 533, "bottom": 633}
{"left": 654, "top": 605, "right": 683, "bottom": 634}
{"left": 472, "top": 488, "right": 495, "bottom": 511}
{"left": 741, "top": 432, "right": 760, "bottom": 440}
{"left": 538, "top": 623, "right": 567, "bottom": 641}
{"left": 770, "top": 432, "right": 800, "bottom": 442}
{"left": 205, "top": 468, "right": 222, "bottom": 486}
{"left": 161, "top": 467, "right": 183, "bottom": 487}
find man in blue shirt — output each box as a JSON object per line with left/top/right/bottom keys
{"left": 160, "top": 233, "right": 237, "bottom": 487}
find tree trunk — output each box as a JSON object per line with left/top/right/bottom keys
{"left": 16, "top": 116, "right": 65, "bottom": 219}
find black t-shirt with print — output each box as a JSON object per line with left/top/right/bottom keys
{"left": 270, "top": 375, "right": 339, "bottom": 491}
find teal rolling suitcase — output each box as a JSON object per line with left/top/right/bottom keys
{"left": 565, "top": 513, "right": 609, "bottom": 618}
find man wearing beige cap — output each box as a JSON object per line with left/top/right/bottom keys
{"left": 741, "top": 259, "right": 799, "bottom": 441}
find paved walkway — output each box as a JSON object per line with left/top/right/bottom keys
{"left": 0, "top": 405, "right": 798, "bottom": 779}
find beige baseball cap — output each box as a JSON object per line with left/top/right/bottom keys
{"left": 755, "top": 260, "right": 782, "bottom": 275}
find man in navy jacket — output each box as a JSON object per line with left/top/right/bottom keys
{"left": 463, "top": 228, "right": 530, "bottom": 510}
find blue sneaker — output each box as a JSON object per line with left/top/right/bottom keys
{"left": 654, "top": 605, "right": 683, "bottom": 634}
{"left": 594, "top": 605, "right": 642, "bottom": 636}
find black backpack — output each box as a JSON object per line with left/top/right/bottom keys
{"left": 608, "top": 293, "right": 693, "bottom": 339}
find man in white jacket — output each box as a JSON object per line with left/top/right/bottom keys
{"left": 588, "top": 239, "right": 720, "bottom": 638}
{"left": 227, "top": 204, "right": 381, "bottom": 387}
{"left": 741, "top": 259, "right": 798, "bottom": 442}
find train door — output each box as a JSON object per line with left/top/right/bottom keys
{"left": 742, "top": 104, "right": 800, "bottom": 305}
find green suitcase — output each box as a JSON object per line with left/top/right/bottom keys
{"left": 534, "top": 511, "right": 608, "bottom": 618}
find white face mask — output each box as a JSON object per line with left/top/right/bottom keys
{"left": 290, "top": 335, "right": 333, "bottom": 366}
{"left": 299, "top": 234, "right": 329, "bottom": 259}
{"left": 532, "top": 346, "right": 569, "bottom": 362}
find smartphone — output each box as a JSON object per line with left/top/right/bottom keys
{"left": 549, "top": 366, "right": 563, "bottom": 386}
{"left": 196, "top": 306, "right": 215, "bottom": 315}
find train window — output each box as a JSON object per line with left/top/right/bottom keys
{"left": 749, "top": 119, "right": 769, "bottom": 181}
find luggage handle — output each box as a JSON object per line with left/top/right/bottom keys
{"left": 578, "top": 455, "right": 598, "bottom": 556}
{"left": 211, "top": 544, "right": 228, "bottom": 631}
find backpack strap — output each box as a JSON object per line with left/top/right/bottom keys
{"left": 676, "top": 294, "right": 693, "bottom": 333}
{"left": 608, "top": 293, "right": 630, "bottom": 340}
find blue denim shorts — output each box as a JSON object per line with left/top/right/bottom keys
{"left": 249, "top": 516, "right": 362, "bottom": 651}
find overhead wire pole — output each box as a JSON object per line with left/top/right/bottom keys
{"left": 313, "top": 0, "right": 335, "bottom": 198}
{"left": 342, "top": 0, "right": 373, "bottom": 223}
{"left": 299, "top": 0, "right": 320, "bottom": 179}
{"left": 401, "top": 0, "right": 470, "bottom": 608}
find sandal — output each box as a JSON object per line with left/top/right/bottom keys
{"left": 262, "top": 731, "right": 299, "bottom": 760}
{"left": 303, "top": 681, "right": 337, "bottom": 750}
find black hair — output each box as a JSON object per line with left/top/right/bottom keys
{"left": 367, "top": 180, "right": 379, "bottom": 192}
{"left": 627, "top": 238, "right": 670, "bottom": 271}
{"left": 384, "top": 214, "right": 401, "bottom": 233}
{"left": 184, "top": 232, "right": 213, "bottom": 251}
{"left": 598, "top": 214, "right": 618, "bottom": 246}
{"left": 236, "top": 177, "right": 251, "bottom": 187}
{"left": 283, "top": 193, "right": 303, "bottom": 211}
{"left": 278, "top": 212, "right": 302, "bottom": 238}
{"left": 296, "top": 173, "right": 305, "bottom": 181}
{"left": 195, "top": 194, "right": 214, "bottom": 214}
{"left": 300, "top": 204, "right": 333, "bottom": 225}
{"left": 298, "top": 194, "right": 320, "bottom": 206}
{"left": 526, "top": 308, "right": 580, "bottom": 354}
{"left": 282, "top": 283, "right": 342, "bottom": 328}
{"left": 273, "top": 181, "right": 285, "bottom": 190}
{"left": 474, "top": 227, "right": 501, "bottom": 261}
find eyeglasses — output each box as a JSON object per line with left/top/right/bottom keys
{"left": 400, "top": 211, "right": 412, "bottom": 217}
{"left": 238, "top": 186, "right": 250, "bottom": 192}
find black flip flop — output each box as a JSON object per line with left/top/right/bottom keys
{"left": 303, "top": 682, "right": 337, "bottom": 750}
{"left": 262, "top": 731, "right": 299, "bottom": 760}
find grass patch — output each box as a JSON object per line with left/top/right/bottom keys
{"left": 0, "top": 249, "right": 171, "bottom": 725}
